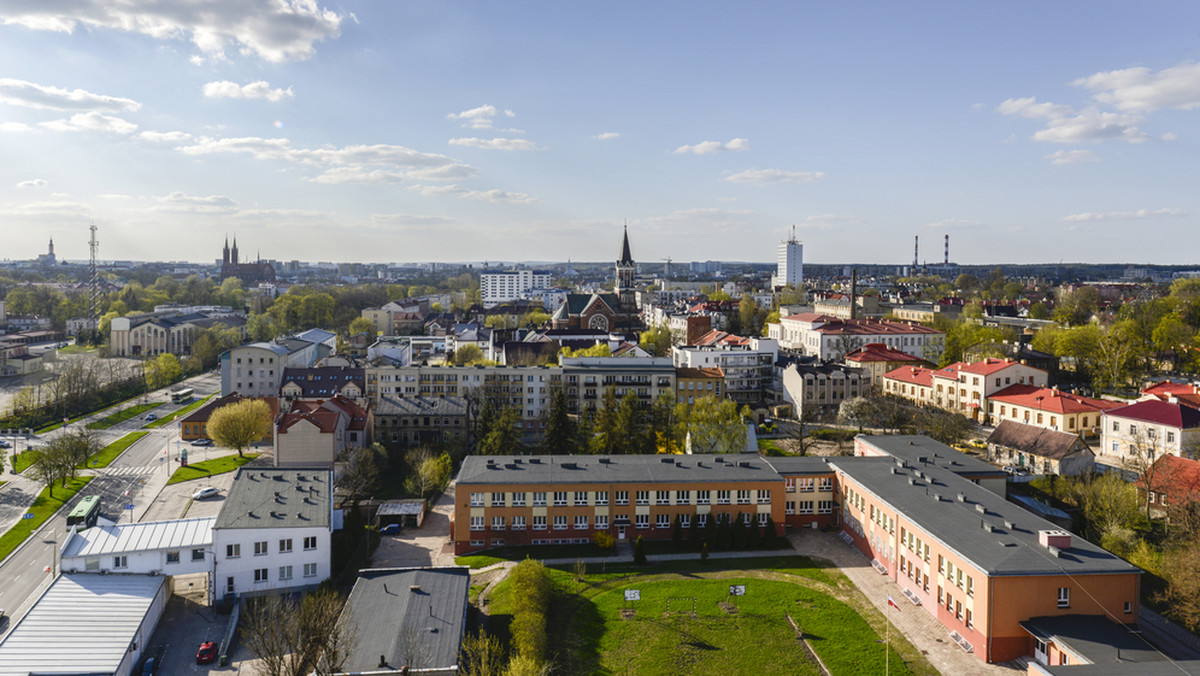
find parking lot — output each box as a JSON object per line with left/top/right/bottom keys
{"left": 370, "top": 483, "right": 457, "bottom": 568}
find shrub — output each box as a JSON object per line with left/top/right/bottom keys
{"left": 508, "top": 559, "right": 552, "bottom": 662}
{"left": 593, "top": 531, "right": 616, "bottom": 549}
{"left": 633, "top": 536, "right": 647, "bottom": 565}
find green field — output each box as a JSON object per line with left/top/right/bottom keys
{"left": 82, "top": 431, "right": 150, "bottom": 469}
{"left": 12, "top": 449, "right": 40, "bottom": 474}
{"left": 167, "top": 452, "right": 259, "bottom": 484}
{"left": 143, "top": 393, "right": 214, "bottom": 429}
{"left": 86, "top": 403, "right": 163, "bottom": 430}
{"left": 0, "top": 476, "right": 93, "bottom": 563}
{"left": 488, "top": 564, "right": 922, "bottom": 676}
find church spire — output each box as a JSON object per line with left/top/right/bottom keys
{"left": 618, "top": 221, "right": 633, "bottom": 266}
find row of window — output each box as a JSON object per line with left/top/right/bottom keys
{"left": 252, "top": 563, "right": 319, "bottom": 582}
{"left": 226, "top": 536, "right": 317, "bottom": 559}
{"left": 783, "top": 500, "right": 835, "bottom": 515}
{"left": 469, "top": 512, "right": 775, "bottom": 531}
{"left": 470, "top": 489, "right": 774, "bottom": 508}
{"left": 783, "top": 477, "right": 835, "bottom": 492}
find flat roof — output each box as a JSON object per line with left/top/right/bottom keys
{"left": 214, "top": 468, "right": 330, "bottom": 530}
{"left": 829, "top": 457, "right": 1140, "bottom": 577}
{"left": 0, "top": 574, "right": 165, "bottom": 676}
{"left": 458, "top": 454, "right": 780, "bottom": 486}
{"left": 378, "top": 499, "right": 427, "bottom": 516}
{"left": 340, "top": 567, "right": 470, "bottom": 673}
{"left": 761, "top": 456, "right": 836, "bottom": 475}
{"left": 1021, "top": 615, "right": 1167, "bottom": 670}
{"left": 856, "top": 435, "right": 1004, "bottom": 477}
{"left": 62, "top": 517, "right": 214, "bottom": 559}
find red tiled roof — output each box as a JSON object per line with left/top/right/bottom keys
{"left": 843, "top": 343, "right": 925, "bottom": 363}
{"left": 1142, "top": 381, "right": 1200, "bottom": 400}
{"left": 883, "top": 365, "right": 934, "bottom": 387}
{"left": 988, "top": 385, "right": 1124, "bottom": 414}
{"left": 694, "top": 330, "right": 751, "bottom": 347}
{"left": 677, "top": 366, "right": 725, "bottom": 379}
{"left": 958, "top": 358, "right": 1023, "bottom": 376}
{"left": 1139, "top": 454, "right": 1200, "bottom": 501}
{"left": 1107, "top": 399, "right": 1200, "bottom": 429}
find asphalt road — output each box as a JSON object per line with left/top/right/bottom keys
{"left": 0, "top": 371, "right": 223, "bottom": 623}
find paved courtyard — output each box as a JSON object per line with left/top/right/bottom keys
{"left": 370, "top": 481, "right": 457, "bottom": 568}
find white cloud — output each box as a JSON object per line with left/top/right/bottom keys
{"left": 0, "top": 78, "right": 139, "bottom": 112}
{"left": 406, "top": 183, "right": 537, "bottom": 204}
{"left": 1030, "top": 108, "right": 1150, "bottom": 144}
{"left": 148, "top": 191, "right": 237, "bottom": 213}
{"left": 1163, "top": 132, "right": 1179, "bottom": 141}
{"left": 139, "top": 130, "right": 192, "bottom": 143}
{"left": 17, "top": 179, "right": 47, "bottom": 188}
{"left": 593, "top": 132, "right": 620, "bottom": 140}
{"left": 96, "top": 193, "right": 133, "bottom": 200}
{"left": 1074, "top": 62, "right": 1200, "bottom": 112}
{"left": 447, "top": 104, "right": 506, "bottom": 129}
{"left": 448, "top": 137, "right": 540, "bottom": 151}
{"left": 41, "top": 111, "right": 138, "bottom": 134}
{"left": 673, "top": 137, "right": 749, "bottom": 154}
{"left": 923, "top": 218, "right": 982, "bottom": 230}
{"left": 0, "top": 1, "right": 343, "bottom": 62}
{"left": 368, "top": 213, "right": 456, "bottom": 227}
{"left": 0, "top": 121, "right": 31, "bottom": 132}
{"left": 405, "top": 163, "right": 476, "bottom": 181}
{"left": 0, "top": 200, "right": 91, "bottom": 219}
{"left": 995, "top": 97, "right": 1073, "bottom": 120}
{"left": 177, "top": 137, "right": 457, "bottom": 168}
{"left": 1063, "top": 208, "right": 1185, "bottom": 222}
{"left": 1045, "top": 149, "right": 1101, "bottom": 165}
{"left": 202, "top": 80, "right": 293, "bottom": 102}
{"left": 723, "top": 168, "right": 825, "bottom": 184}
{"left": 307, "top": 167, "right": 408, "bottom": 184}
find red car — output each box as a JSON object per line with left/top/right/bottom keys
{"left": 196, "top": 641, "right": 217, "bottom": 665}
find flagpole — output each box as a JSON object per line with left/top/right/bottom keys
{"left": 886, "top": 595, "right": 890, "bottom": 676}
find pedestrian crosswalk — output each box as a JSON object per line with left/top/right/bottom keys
{"left": 104, "top": 465, "right": 155, "bottom": 477}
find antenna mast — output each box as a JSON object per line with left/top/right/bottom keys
{"left": 89, "top": 222, "right": 100, "bottom": 321}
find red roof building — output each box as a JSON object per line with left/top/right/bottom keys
{"left": 988, "top": 385, "right": 1123, "bottom": 439}
{"left": 1138, "top": 454, "right": 1200, "bottom": 513}
{"left": 1101, "top": 399, "right": 1200, "bottom": 467}
{"left": 274, "top": 395, "right": 373, "bottom": 468}
{"left": 883, "top": 358, "right": 1048, "bottom": 422}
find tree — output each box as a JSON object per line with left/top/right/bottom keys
{"left": 453, "top": 344, "right": 485, "bottom": 366}
{"left": 479, "top": 407, "right": 523, "bottom": 455}
{"left": 347, "top": 316, "right": 376, "bottom": 336}
{"left": 633, "top": 535, "right": 647, "bottom": 564}
{"left": 838, "top": 397, "right": 873, "bottom": 432}
{"left": 508, "top": 559, "right": 552, "bottom": 664}
{"left": 638, "top": 324, "right": 675, "bottom": 357}
{"left": 787, "top": 401, "right": 822, "bottom": 456}
{"left": 144, "top": 352, "right": 183, "bottom": 390}
{"left": 738, "top": 293, "right": 759, "bottom": 335}
{"left": 336, "top": 446, "right": 384, "bottom": 502}
{"left": 247, "top": 312, "right": 281, "bottom": 342}
{"left": 1094, "top": 321, "right": 1140, "bottom": 392}
{"left": 208, "top": 398, "right": 273, "bottom": 457}
{"left": 461, "top": 631, "right": 507, "bottom": 676}
{"left": 914, "top": 407, "right": 973, "bottom": 446}
{"left": 415, "top": 451, "right": 452, "bottom": 498}
{"left": 540, "top": 387, "right": 576, "bottom": 455}
{"left": 679, "top": 395, "right": 745, "bottom": 454}
{"left": 1159, "top": 533, "right": 1200, "bottom": 633}
{"left": 243, "top": 587, "right": 354, "bottom": 676}
{"left": 559, "top": 343, "right": 612, "bottom": 358}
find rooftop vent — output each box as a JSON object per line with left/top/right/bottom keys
{"left": 1047, "top": 545, "right": 1062, "bottom": 558}
{"left": 661, "top": 457, "right": 675, "bottom": 464}
{"left": 598, "top": 458, "right": 612, "bottom": 464}
{"left": 957, "top": 493, "right": 967, "bottom": 503}
{"left": 738, "top": 461, "right": 751, "bottom": 468}
{"left": 562, "top": 462, "right": 577, "bottom": 470}
{"left": 975, "top": 503, "right": 986, "bottom": 515}
{"left": 529, "top": 458, "right": 541, "bottom": 464}
{"left": 410, "top": 585, "right": 422, "bottom": 593}
{"left": 982, "top": 522, "right": 994, "bottom": 532}
{"left": 908, "top": 477, "right": 917, "bottom": 486}
{"left": 1004, "top": 520, "right": 1015, "bottom": 529}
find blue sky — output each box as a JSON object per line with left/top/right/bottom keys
{"left": 2, "top": 2, "right": 1200, "bottom": 265}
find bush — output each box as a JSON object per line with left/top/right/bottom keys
{"left": 509, "top": 559, "right": 552, "bottom": 663}
{"left": 593, "top": 531, "right": 616, "bottom": 549}
{"left": 633, "top": 536, "right": 647, "bottom": 565}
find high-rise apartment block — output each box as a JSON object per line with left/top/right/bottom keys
{"left": 773, "top": 229, "right": 803, "bottom": 288}
{"left": 481, "top": 269, "right": 553, "bottom": 307}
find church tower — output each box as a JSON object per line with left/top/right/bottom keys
{"left": 615, "top": 224, "right": 636, "bottom": 311}
{"left": 231, "top": 236, "right": 239, "bottom": 266}
{"left": 222, "top": 236, "right": 230, "bottom": 266}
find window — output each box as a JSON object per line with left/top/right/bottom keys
{"left": 966, "top": 608, "right": 973, "bottom": 628}
{"left": 758, "top": 513, "right": 768, "bottom": 527}
{"left": 553, "top": 516, "right": 568, "bottom": 530}
{"left": 512, "top": 516, "right": 526, "bottom": 530}
{"left": 574, "top": 491, "right": 588, "bottom": 505}
{"left": 698, "top": 513, "right": 708, "bottom": 527}
{"left": 553, "top": 491, "right": 568, "bottom": 506}
{"left": 737, "top": 490, "right": 751, "bottom": 505}
{"left": 677, "top": 490, "right": 691, "bottom": 503}
{"left": 636, "top": 490, "right": 650, "bottom": 505}
{"left": 656, "top": 514, "right": 670, "bottom": 528}
{"left": 786, "top": 501, "right": 796, "bottom": 515}
{"left": 253, "top": 540, "right": 268, "bottom": 556}
{"left": 304, "top": 536, "right": 317, "bottom": 551}
{"left": 470, "top": 516, "right": 485, "bottom": 531}
{"left": 966, "top": 576, "right": 974, "bottom": 597}
{"left": 1124, "top": 601, "right": 1133, "bottom": 614}
{"left": 227, "top": 544, "right": 241, "bottom": 559}
{"left": 192, "top": 549, "right": 205, "bottom": 561}
{"left": 758, "top": 490, "right": 771, "bottom": 504}
{"left": 304, "top": 563, "right": 317, "bottom": 578}
{"left": 533, "top": 492, "right": 547, "bottom": 506}
{"left": 492, "top": 492, "right": 506, "bottom": 507}
{"left": 575, "top": 515, "right": 589, "bottom": 530}
{"left": 615, "top": 491, "right": 629, "bottom": 506}
{"left": 716, "top": 490, "right": 731, "bottom": 505}
{"left": 680, "top": 514, "right": 690, "bottom": 527}
{"left": 279, "top": 565, "right": 293, "bottom": 581}
{"left": 1168, "top": 431, "right": 1176, "bottom": 443}
{"left": 279, "top": 538, "right": 293, "bottom": 553}
{"left": 512, "top": 492, "right": 527, "bottom": 507}
{"left": 595, "top": 515, "right": 608, "bottom": 529}
{"left": 656, "top": 491, "right": 670, "bottom": 505}
{"left": 799, "top": 501, "right": 814, "bottom": 514}
{"left": 1113, "top": 420, "right": 1119, "bottom": 431}
{"left": 697, "top": 490, "right": 711, "bottom": 504}
{"left": 785, "top": 477, "right": 796, "bottom": 492}
{"left": 1057, "top": 587, "right": 1070, "bottom": 608}
{"left": 226, "top": 576, "right": 235, "bottom": 593}
{"left": 254, "top": 568, "right": 268, "bottom": 583}
{"left": 818, "top": 500, "right": 834, "bottom": 514}
{"left": 818, "top": 477, "right": 833, "bottom": 491}
{"left": 113, "top": 555, "right": 128, "bottom": 569}
{"left": 166, "top": 551, "right": 180, "bottom": 564}
{"left": 635, "top": 514, "right": 649, "bottom": 529}
{"left": 533, "top": 516, "right": 547, "bottom": 530}
{"left": 492, "top": 516, "right": 505, "bottom": 530}
{"left": 798, "top": 478, "right": 814, "bottom": 492}
{"left": 595, "top": 491, "right": 608, "bottom": 505}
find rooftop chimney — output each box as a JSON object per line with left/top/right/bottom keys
{"left": 1038, "top": 529, "right": 1072, "bottom": 551}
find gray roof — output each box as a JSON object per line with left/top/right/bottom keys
{"left": 62, "top": 516, "right": 214, "bottom": 558}
{"left": 214, "top": 468, "right": 331, "bottom": 530}
{"left": 376, "top": 396, "right": 468, "bottom": 417}
{"left": 987, "top": 421, "right": 1091, "bottom": 461}
{"left": 1020, "top": 615, "right": 1166, "bottom": 668}
{"left": 458, "top": 454, "right": 781, "bottom": 486}
{"left": 281, "top": 366, "right": 365, "bottom": 398}
{"left": 0, "top": 574, "right": 166, "bottom": 676}
{"left": 828, "top": 457, "right": 1140, "bottom": 577}
{"left": 761, "top": 456, "right": 836, "bottom": 475}
{"left": 856, "top": 434, "right": 1004, "bottom": 477}
{"left": 340, "top": 567, "right": 470, "bottom": 673}
{"left": 378, "top": 499, "right": 427, "bottom": 516}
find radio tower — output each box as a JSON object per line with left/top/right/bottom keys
{"left": 89, "top": 222, "right": 100, "bottom": 321}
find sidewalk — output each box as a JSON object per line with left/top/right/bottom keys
{"left": 788, "top": 529, "right": 1018, "bottom": 676}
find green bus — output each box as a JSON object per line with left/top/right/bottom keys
{"left": 67, "top": 495, "right": 101, "bottom": 529}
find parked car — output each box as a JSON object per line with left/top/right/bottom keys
{"left": 380, "top": 523, "right": 401, "bottom": 535}
{"left": 0, "top": 440, "right": 9, "bottom": 448}
{"left": 141, "top": 657, "right": 156, "bottom": 675}
{"left": 192, "top": 487, "right": 219, "bottom": 500}
{"left": 190, "top": 438, "right": 213, "bottom": 446}
{"left": 196, "top": 641, "right": 217, "bottom": 665}
{"left": 145, "top": 413, "right": 157, "bottom": 421}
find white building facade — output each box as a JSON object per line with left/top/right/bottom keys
{"left": 773, "top": 235, "right": 803, "bottom": 288}
{"left": 481, "top": 269, "right": 553, "bottom": 307}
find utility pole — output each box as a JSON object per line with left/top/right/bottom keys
{"left": 89, "top": 222, "right": 100, "bottom": 324}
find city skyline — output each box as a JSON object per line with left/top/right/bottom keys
{"left": 3, "top": 3, "right": 1200, "bottom": 264}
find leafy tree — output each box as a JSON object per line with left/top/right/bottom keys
{"left": 914, "top": 406, "right": 973, "bottom": 446}
{"left": 416, "top": 451, "right": 453, "bottom": 498}
{"left": 612, "top": 391, "right": 649, "bottom": 454}
{"left": 633, "top": 535, "right": 647, "bottom": 565}
{"left": 679, "top": 395, "right": 745, "bottom": 454}
{"left": 336, "top": 446, "right": 384, "bottom": 502}
{"left": 243, "top": 587, "right": 354, "bottom": 676}
{"left": 479, "top": 407, "right": 523, "bottom": 455}
{"left": 347, "top": 316, "right": 376, "bottom": 336}
{"left": 246, "top": 312, "right": 281, "bottom": 342}
{"left": 1094, "top": 321, "right": 1141, "bottom": 391}
{"left": 738, "top": 293, "right": 759, "bottom": 335}
{"left": 1153, "top": 314, "right": 1195, "bottom": 370}
{"left": 540, "top": 387, "right": 576, "bottom": 455}
{"left": 1027, "top": 302, "right": 1051, "bottom": 320}
{"left": 1053, "top": 286, "right": 1101, "bottom": 326}
{"left": 453, "top": 344, "right": 485, "bottom": 366}
{"left": 144, "top": 352, "right": 183, "bottom": 390}
{"left": 638, "top": 324, "right": 675, "bottom": 357}
{"left": 208, "top": 398, "right": 273, "bottom": 457}
{"left": 838, "top": 397, "right": 873, "bottom": 432}
{"left": 461, "top": 631, "right": 507, "bottom": 676}
{"left": 559, "top": 343, "right": 612, "bottom": 358}
{"left": 508, "top": 559, "right": 552, "bottom": 664}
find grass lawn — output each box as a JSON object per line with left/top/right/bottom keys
{"left": 35, "top": 415, "right": 88, "bottom": 434}
{"left": 85, "top": 403, "right": 163, "bottom": 430}
{"left": 57, "top": 344, "right": 98, "bottom": 355}
{"left": 0, "top": 476, "right": 93, "bottom": 563}
{"left": 547, "top": 554, "right": 836, "bottom": 586}
{"left": 12, "top": 449, "right": 41, "bottom": 474}
{"left": 81, "top": 431, "right": 149, "bottom": 469}
{"left": 454, "top": 543, "right": 616, "bottom": 568}
{"left": 144, "top": 394, "right": 214, "bottom": 429}
{"left": 167, "top": 452, "right": 258, "bottom": 485}
{"left": 489, "top": 568, "right": 916, "bottom": 676}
